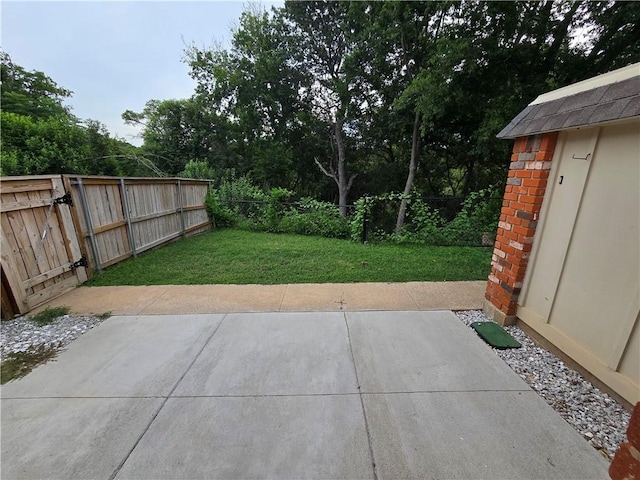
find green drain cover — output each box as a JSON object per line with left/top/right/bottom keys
{"left": 471, "top": 321, "right": 521, "bottom": 349}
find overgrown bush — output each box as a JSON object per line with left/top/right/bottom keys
{"left": 205, "top": 188, "right": 236, "bottom": 228}
{"left": 350, "top": 186, "right": 501, "bottom": 246}
{"left": 280, "top": 198, "right": 350, "bottom": 239}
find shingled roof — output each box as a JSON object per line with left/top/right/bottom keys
{"left": 497, "top": 63, "right": 640, "bottom": 139}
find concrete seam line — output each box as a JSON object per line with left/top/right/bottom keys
{"left": 402, "top": 283, "right": 421, "bottom": 310}
{"left": 343, "top": 311, "right": 379, "bottom": 480}
{"left": 278, "top": 284, "right": 289, "bottom": 311}
{"left": 135, "top": 285, "right": 173, "bottom": 315}
{"left": 107, "top": 313, "right": 229, "bottom": 480}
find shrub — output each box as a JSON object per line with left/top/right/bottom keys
{"left": 205, "top": 188, "right": 236, "bottom": 228}
{"left": 350, "top": 186, "right": 501, "bottom": 246}
{"left": 280, "top": 198, "right": 349, "bottom": 239}
{"left": 179, "top": 160, "right": 215, "bottom": 179}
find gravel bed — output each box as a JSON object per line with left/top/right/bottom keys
{"left": 456, "top": 309, "right": 630, "bottom": 461}
{"left": 1, "top": 314, "right": 108, "bottom": 359}
{"left": 1, "top": 309, "right": 630, "bottom": 460}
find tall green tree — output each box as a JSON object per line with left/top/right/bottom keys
{"left": 1, "top": 52, "right": 140, "bottom": 176}
{"left": 122, "top": 97, "right": 231, "bottom": 175}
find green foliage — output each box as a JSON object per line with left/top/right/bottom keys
{"left": 180, "top": 160, "right": 215, "bottom": 179}
{"left": 0, "top": 53, "right": 141, "bottom": 177}
{"left": 279, "top": 198, "right": 350, "bottom": 239}
{"left": 1, "top": 345, "right": 59, "bottom": 384}
{"left": 1, "top": 51, "right": 72, "bottom": 120}
{"left": 350, "top": 187, "right": 502, "bottom": 246}
{"left": 205, "top": 188, "right": 236, "bottom": 228}
{"left": 263, "top": 187, "right": 293, "bottom": 231}
{"left": 30, "top": 306, "right": 70, "bottom": 326}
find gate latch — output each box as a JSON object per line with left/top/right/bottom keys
{"left": 70, "top": 255, "right": 88, "bottom": 270}
{"left": 53, "top": 192, "right": 73, "bottom": 207}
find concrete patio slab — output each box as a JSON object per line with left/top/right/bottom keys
{"left": 174, "top": 312, "right": 358, "bottom": 396}
{"left": 403, "top": 280, "right": 486, "bottom": 310}
{"left": 1, "top": 397, "right": 164, "bottom": 480}
{"left": 279, "top": 282, "right": 420, "bottom": 311}
{"left": 347, "top": 310, "right": 527, "bottom": 393}
{"left": 29, "top": 281, "right": 487, "bottom": 316}
{"left": 115, "top": 396, "right": 374, "bottom": 480}
{"left": 1, "top": 314, "right": 224, "bottom": 398}
{"left": 139, "top": 284, "right": 288, "bottom": 314}
{"left": 363, "top": 390, "right": 609, "bottom": 479}
{"left": 1, "top": 310, "right": 610, "bottom": 479}
{"left": 35, "top": 285, "right": 173, "bottom": 315}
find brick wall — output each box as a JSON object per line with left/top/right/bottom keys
{"left": 610, "top": 402, "right": 640, "bottom": 480}
{"left": 483, "top": 132, "right": 558, "bottom": 325}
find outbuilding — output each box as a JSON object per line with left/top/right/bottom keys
{"left": 483, "top": 63, "right": 640, "bottom": 405}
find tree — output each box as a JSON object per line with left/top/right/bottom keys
{"left": 1, "top": 51, "right": 73, "bottom": 119}
{"left": 186, "top": 6, "right": 328, "bottom": 194}
{"left": 123, "top": 97, "right": 230, "bottom": 175}
{"left": 283, "top": 0, "right": 371, "bottom": 215}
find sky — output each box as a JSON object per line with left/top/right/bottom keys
{"left": 2, "top": 1, "right": 282, "bottom": 145}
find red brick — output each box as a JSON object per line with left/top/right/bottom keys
{"left": 504, "top": 230, "right": 519, "bottom": 241}
{"left": 519, "top": 195, "right": 537, "bottom": 204}
{"left": 502, "top": 207, "right": 516, "bottom": 217}
{"left": 522, "top": 178, "right": 547, "bottom": 188}
{"left": 515, "top": 170, "right": 532, "bottom": 178}
{"left": 610, "top": 442, "right": 640, "bottom": 480}
{"left": 528, "top": 188, "right": 546, "bottom": 196}
{"left": 535, "top": 151, "right": 550, "bottom": 161}
{"left": 531, "top": 170, "right": 549, "bottom": 179}
{"left": 505, "top": 304, "right": 518, "bottom": 315}
{"left": 510, "top": 201, "right": 526, "bottom": 211}
{"left": 513, "top": 137, "right": 527, "bottom": 153}
{"left": 504, "top": 193, "right": 518, "bottom": 201}
{"left": 513, "top": 225, "right": 535, "bottom": 236}
{"left": 540, "top": 132, "right": 558, "bottom": 152}
{"left": 505, "top": 185, "right": 513, "bottom": 193}
{"left": 627, "top": 403, "right": 640, "bottom": 449}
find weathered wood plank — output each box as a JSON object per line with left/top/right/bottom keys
{"left": 1, "top": 229, "right": 28, "bottom": 312}
{"left": 1, "top": 197, "right": 52, "bottom": 212}
{"left": 24, "top": 275, "right": 79, "bottom": 311}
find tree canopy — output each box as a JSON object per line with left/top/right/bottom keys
{"left": 1, "top": 51, "right": 142, "bottom": 177}
{"left": 3, "top": 1, "right": 639, "bottom": 204}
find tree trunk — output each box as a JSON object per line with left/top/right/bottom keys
{"left": 395, "top": 111, "right": 421, "bottom": 234}
{"left": 335, "top": 118, "right": 351, "bottom": 216}
{"left": 313, "top": 118, "right": 356, "bottom": 216}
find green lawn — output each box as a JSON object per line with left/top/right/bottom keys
{"left": 86, "top": 229, "right": 492, "bottom": 286}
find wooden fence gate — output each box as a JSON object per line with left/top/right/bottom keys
{"left": 1, "top": 176, "right": 88, "bottom": 317}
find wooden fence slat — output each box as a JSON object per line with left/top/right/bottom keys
{"left": 3, "top": 175, "right": 211, "bottom": 315}
{"left": 25, "top": 276, "right": 79, "bottom": 310}
{"left": 1, "top": 229, "right": 28, "bottom": 311}
{"left": 21, "top": 262, "right": 78, "bottom": 290}
{"left": 1, "top": 198, "right": 52, "bottom": 212}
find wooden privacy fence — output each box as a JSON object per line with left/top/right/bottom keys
{"left": 1, "top": 175, "right": 211, "bottom": 317}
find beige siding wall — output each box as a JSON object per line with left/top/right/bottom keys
{"left": 518, "top": 121, "right": 640, "bottom": 404}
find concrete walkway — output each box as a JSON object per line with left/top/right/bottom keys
{"left": 32, "top": 281, "right": 487, "bottom": 315}
{"left": 1, "top": 310, "right": 608, "bottom": 479}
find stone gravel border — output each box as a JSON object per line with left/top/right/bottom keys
{"left": 456, "top": 309, "right": 630, "bottom": 461}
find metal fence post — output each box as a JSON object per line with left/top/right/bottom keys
{"left": 75, "top": 178, "right": 102, "bottom": 272}
{"left": 177, "top": 180, "right": 186, "bottom": 238}
{"left": 119, "top": 178, "right": 137, "bottom": 258}
{"left": 362, "top": 197, "right": 369, "bottom": 244}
